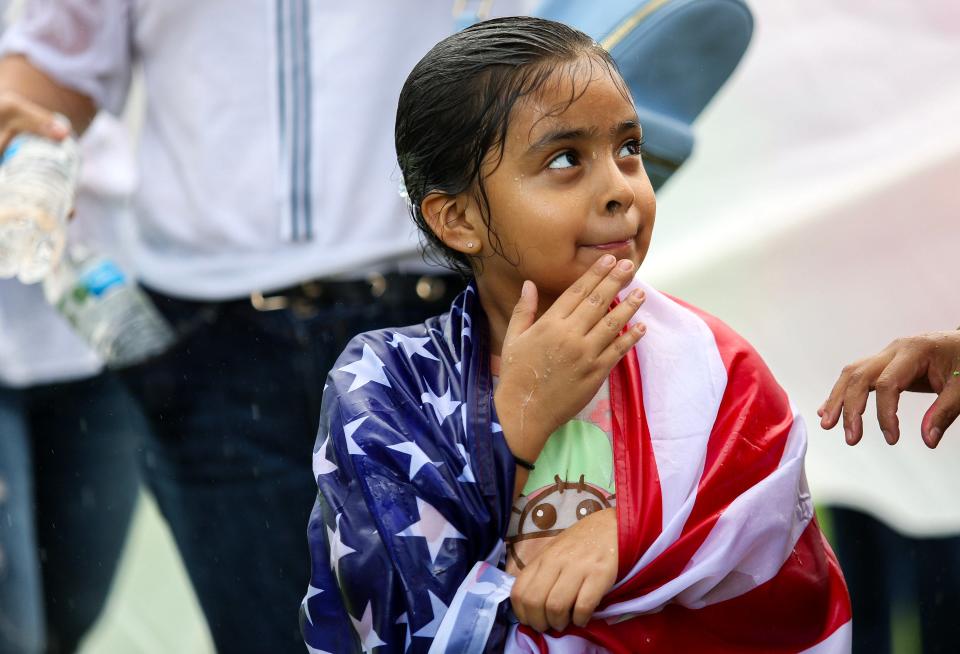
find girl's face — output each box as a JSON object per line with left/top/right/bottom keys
{"left": 473, "top": 57, "right": 656, "bottom": 307}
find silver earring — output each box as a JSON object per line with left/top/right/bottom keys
{"left": 466, "top": 241, "right": 474, "bottom": 249}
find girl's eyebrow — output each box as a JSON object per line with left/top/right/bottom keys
{"left": 526, "top": 118, "right": 642, "bottom": 155}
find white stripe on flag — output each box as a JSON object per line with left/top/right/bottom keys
{"left": 674, "top": 411, "right": 812, "bottom": 609}
{"left": 610, "top": 278, "right": 727, "bottom": 591}
{"left": 506, "top": 629, "right": 613, "bottom": 654}
{"left": 799, "top": 620, "right": 853, "bottom": 654}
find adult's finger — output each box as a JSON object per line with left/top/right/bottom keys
{"left": 0, "top": 93, "right": 69, "bottom": 142}
{"left": 874, "top": 351, "right": 924, "bottom": 444}
{"left": 584, "top": 287, "right": 645, "bottom": 354}
{"left": 841, "top": 359, "right": 885, "bottom": 445}
{"left": 820, "top": 365, "right": 855, "bottom": 430}
{"left": 821, "top": 355, "right": 887, "bottom": 431}
{"left": 568, "top": 259, "right": 635, "bottom": 333}
{"left": 921, "top": 377, "right": 960, "bottom": 448}
{"left": 548, "top": 254, "right": 617, "bottom": 318}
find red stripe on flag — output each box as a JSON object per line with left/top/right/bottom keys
{"left": 555, "top": 521, "right": 850, "bottom": 653}
{"left": 605, "top": 298, "right": 795, "bottom": 603}
{"left": 609, "top": 345, "right": 662, "bottom": 576}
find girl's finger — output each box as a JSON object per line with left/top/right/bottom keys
{"left": 921, "top": 378, "right": 960, "bottom": 448}
{"left": 509, "top": 559, "right": 535, "bottom": 627}
{"left": 548, "top": 254, "right": 617, "bottom": 318}
{"left": 511, "top": 559, "right": 559, "bottom": 633}
{"left": 543, "top": 569, "right": 584, "bottom": 632}
{"left": 503, "top": 280, "right": 538, "bottom": 346}
{"left": 584, "top": 288, "right": 645, "bottom": 353}
{"left": 571, "top": 574, "right": 607, "bottom": 628}
{"left": 569, "top": 259, "right": 635, "bottom": 333}
{"left": 599, "top": 322, "right": 646, "bottom": 370}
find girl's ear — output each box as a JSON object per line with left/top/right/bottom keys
{"left": 420, "top": 191, "right": 483, "bottom": 256}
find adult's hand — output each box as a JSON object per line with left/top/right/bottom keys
{"left": 0, "top": 54, "right": 98, "bottom": 149}
{"left": 0, "top": 90, "right": 70, "bottom": 153}
{"left": 818, "top": 330, "right": 960, "bottom": 448}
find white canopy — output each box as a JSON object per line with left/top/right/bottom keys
{"left": 648, "top": 0, "right": 960, "bottom": 535}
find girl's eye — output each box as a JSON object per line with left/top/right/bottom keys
{"left": 618, "top": 138, "right": 644, "bottom": 158}
{"left": 547, "top": 151, "right": 578, "bottom": 170}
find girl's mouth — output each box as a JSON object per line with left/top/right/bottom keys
{"left": 587, "top": 239, "right": 632, "bottom": 251}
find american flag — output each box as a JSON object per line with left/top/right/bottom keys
{"left": 301, "top": 280, "right": 851, "bottom": 653}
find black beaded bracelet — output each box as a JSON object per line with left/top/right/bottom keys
{"left": 513, "top": 454, "right": 536, "bottom": 471}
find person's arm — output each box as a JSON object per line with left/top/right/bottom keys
{"left": 0, "top": 54, "right": 97, "bottom": 147}
{"left": 818, "top": 330, "right": 960, "bottom": 448}
{"left": 0, "top": 0, "right": 132, "bottom": 148}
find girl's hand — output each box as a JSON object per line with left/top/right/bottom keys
{"left": 510, "top": 507, "right": 618, "bottom": 632}
{"left": 494, "top": 255, "right": 646, "bottom": 467}
{"left": 819, "top": 330, "right": 960, "bottom": 448}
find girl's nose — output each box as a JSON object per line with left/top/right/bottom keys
{"left": 597, "top": 157, "right": 636, "bottom": 215}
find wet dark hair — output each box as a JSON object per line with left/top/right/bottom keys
{"left": 395, "top": 16, "right": 625, "bottom": 275}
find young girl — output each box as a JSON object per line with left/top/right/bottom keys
{"left": 302, "top": 17, "right": 850, "bottom": 654}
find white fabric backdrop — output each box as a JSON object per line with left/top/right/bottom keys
{"left": 648, "top": 0, "right": 960, "bottom": 535}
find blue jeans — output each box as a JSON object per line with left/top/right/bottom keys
{"left": 121, "top": 279, "right": 464, "bottom": 653}
{"left": 0, "top": 373, "right": 144, "bottom": 654}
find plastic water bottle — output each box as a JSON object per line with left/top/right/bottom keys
{"left": 43, "top": 246, "right": 176, "bottom": 368}
{"left": 0, "top": 132, "right": 79, "bottom": 283}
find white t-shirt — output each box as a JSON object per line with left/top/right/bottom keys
{"left": 0, "top": 113, "right": 138, "bottom": 387}
{"left": 0, "top": 0, "right": 534, "bottom": 300}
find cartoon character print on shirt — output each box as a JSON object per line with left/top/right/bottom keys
{"left": 505, "top": 420, "right": 616, "bottom": 574}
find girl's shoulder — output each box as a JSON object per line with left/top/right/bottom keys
{"left": 626, "top": 279, "right": 786, "bottom": 401}
{"left": 324, "top": 309, "right": 464, "bottom": 419}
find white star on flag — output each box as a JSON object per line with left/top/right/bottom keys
{"left": 313, "top": 434, "right": 338, "bottom": 477}
{"left": 413, "top": 591, "right": 449, "bottom": 639}
{"left": 387, "top": 441, "right": 442, "bottom": 479}
{"left": 397, "top": 497, "right": 466, "bottom": 564}
{"left": 300, "top": 584, "right": 323, "bottom": 625}
{"left": 396, "top": 613, "right": 412, "bottom": 653}
{"left": 388, "top": 332, "right": 439, "bottom": 361}
{"left": 343, "top": 416, "right": 368, "bottom": 456}
{"left": 456, "top": 443, "right": 475, "bottom": 483}
{"left": 350, "top": 601, "right": 387, "bottom": 653}
{"left": 328, "top": 513, "right": 357, "bottom": 583}
{"left": 491, "top": 422, "right": 503, "bottom": 433}
{"left": 339, "top": 344, "right": 391, "bottom": 392}
{"left": 421, "top": 385, "right": 462, "bottom": 424}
